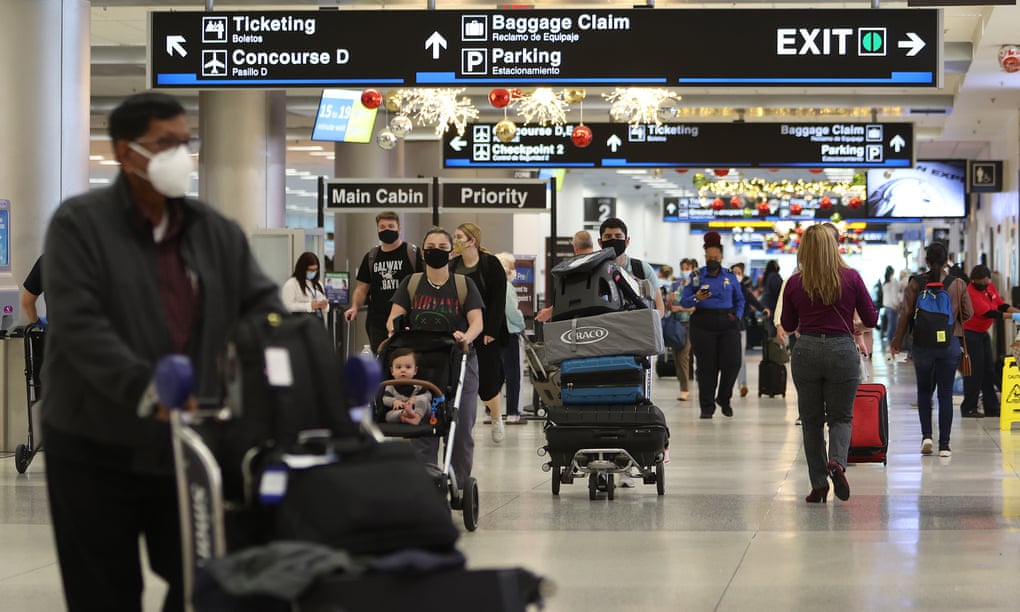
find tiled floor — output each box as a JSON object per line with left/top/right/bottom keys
{"left": 3, "top": 350, "right": 1020, "bottom": 611}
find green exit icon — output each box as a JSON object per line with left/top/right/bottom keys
{"left": 859, "top": 28, "right": 887, "bottom": 56}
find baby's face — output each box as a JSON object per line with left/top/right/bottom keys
{"left": 391, "top": 355, "right": 417, "bottom": 379}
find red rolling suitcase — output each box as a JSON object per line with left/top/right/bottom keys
{"left": 848, "top": 382, "right": 889, "bottom": 465}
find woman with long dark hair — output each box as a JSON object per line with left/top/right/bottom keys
{"left": 891, "top": 243, "right": 972, "bottom": 457}
{"left": 281, "top": 251, "right": 327, "bottom": 317}
{"left": 781, "top": 225, "right": 877, "bottom": 503}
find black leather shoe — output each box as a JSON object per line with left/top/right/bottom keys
{"left": 962, "top": 411, "right": 984, "bottom": 418}
{"left": 721, "top": 405, "right": 733, "bottom": 417}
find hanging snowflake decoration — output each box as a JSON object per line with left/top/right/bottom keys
{"left": 603, "top": 88, "right": 681, "bottom": 127}
{"left": 395, "top": 88, "right": 478, "bottom": 137}
{"left": 515, "top": 88, "right": 569, "bottom": 126}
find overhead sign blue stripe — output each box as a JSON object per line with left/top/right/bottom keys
{"left": 156, "top": 73, "right": 403, "bottom": 86}
{"left": 679, "top": 72, "right": 932, "bottom": 84}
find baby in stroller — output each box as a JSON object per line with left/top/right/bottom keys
{"left": 375, "top": 329, "right": 480, "bottom": 531}
{"left": 381, "top": 347, "right": 433, "bottom": 426}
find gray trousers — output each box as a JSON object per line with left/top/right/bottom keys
{"left": 414, "top": 352, "right": 479, "bottom": 487}
{"left": 791, "top": 335, "right": 861, "bottom": 490}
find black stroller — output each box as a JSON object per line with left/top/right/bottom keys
{"left": 374, "top": 329, "right": 479, "bottom": 532}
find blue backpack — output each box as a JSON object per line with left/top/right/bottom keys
{"left": 911, "top": 279, "right": 954, "bottom": 348}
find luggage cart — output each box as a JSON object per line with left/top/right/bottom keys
{"left": 14, "top": 323, "right": 45, "bottom": 474}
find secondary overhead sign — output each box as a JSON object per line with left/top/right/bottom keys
{"left": 149, "top": 9, "right": 942, "bottom": 88}
{"left": 444, "top": 122, "right": 915, "bottom": 168}
{"left": 440, "top": 180, "right": 548, "bottom": 209}
{"left": 323, "top": 179, "right": 431, "bottom": 209}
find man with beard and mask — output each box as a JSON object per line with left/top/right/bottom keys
{"left": 679, "top": 231, "right": 745, "bottom": 419}
{"left": 345, "top": 211, "right": 423, "bottom": 353}
{"left": 388, "top": 227, "right": 484, "bottom": 488}
{"left": 41, "top": 92, "right": 284, "bottom": 611}
{"left": 598, "top": 218, "right": 665, "bottom": 317}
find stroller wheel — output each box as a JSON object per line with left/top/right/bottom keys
{"left": 462, "top": 477, "right": 479, "bottom": 532}
{"left": 606, "top": 474, "right": 615, "bottom": 500}
{"left": 655, "top": 462, "right": 665, "bottom": 496}
{"left": 14, "top": 444, "right": 31, "bottom": 474}
{"left": 588, "top": 474, "right": 598, "bottom": 500}
{"left": 551, "top": 467, "right": 561, "bottom": 496}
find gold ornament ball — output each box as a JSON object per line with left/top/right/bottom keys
{"left": 563, "top": 88, "right": 587, "bottom": 104}
{"left": 495, "top": 119, "right": 517, "bottom": 142}
{"left": 384, "top": 91, "right": 402, "bottom": 113}
{"left": 389, "top": 115, "right": 413, "bottom": 138}
{"left": 377, "top": 129, "right": 399, "bottom": 150}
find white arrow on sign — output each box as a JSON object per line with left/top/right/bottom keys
{"left": 607, "top": 134, "right": 623, "bottom": 153}
{"left": 449, "top": 136, "right": 467, "bottom": 152}
{"left": 889, "top": 134, "right": 906, "bottom": 153}
{"left": 166, "top": 35, "right": 187, "bottom": 58}
{"left": 425, "top": 32, "right": 447, "bottom": 60}
{"left": 897, "top": 32, "right": 925, "bottom": 57}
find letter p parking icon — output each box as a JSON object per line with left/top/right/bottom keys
{"left": 462, "top": 49, "right": 487, "bottom": 75}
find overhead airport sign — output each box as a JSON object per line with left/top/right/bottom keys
{"left": 149, "top": 9, "right": 941, "bottom": 88}
{"left": 323, "top": 179, "right": 431, "bottom": 209}
{"left": 444, "top": 122, "right": 914, "bottom": 168}
{"left": 440, "top": 179, "right": 548, "bottom": 209}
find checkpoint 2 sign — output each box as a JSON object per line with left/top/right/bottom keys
{"left": 444, "top": 122, "right": 914, "bottom": 168}
{"left": 149, "top": 9, "right": 941, "bottom": 88}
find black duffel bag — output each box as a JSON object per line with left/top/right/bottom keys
{"left": 265, "top": 437, "right": 459, "bottom": 557}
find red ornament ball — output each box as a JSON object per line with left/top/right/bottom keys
{"left": 675, "top": 168, "right": 689, "bottom": 173}
{"left": 809, "top": 168, "right": 823, "bottom": 174}
{"left": 571, "top": 125, "right": 593, "bottom": 148}
{"left": 360, "top": 89, "right": 382, "bottom": 109}
{"left": 757, "top": 202, "right": 771, "bottom": 215}
{"left": 488, "top": 88, "right": 511, "bottom": 108}
{"left": 730, "top": 196, "right": 742, "bottom": 209}
{"left": 848, "top": 196, "right": 863, "bottom": 209}
{"left": 819, "top": 196, "right": 833, "bottom": 210}
{"left": 789, "top": 203, "right": 803, "bottom": 215}
{"left": 711, "top": 198, "right": 725, "bottom": 211}
{"left": 714, "top": 168, "right": 730, "bottom": 177}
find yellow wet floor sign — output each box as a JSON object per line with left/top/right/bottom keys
{"left": 1001, "top": 357, "right": 1020, "bottom": 430}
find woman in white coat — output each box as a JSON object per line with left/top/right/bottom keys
{"left": 281, "top": 251, "right": 328, "bottom": 317}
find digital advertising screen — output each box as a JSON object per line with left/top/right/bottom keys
{"left": 311, "top": 89, "right": 378, "bottom": 143}
{"left": 866, "top": 160, "right": 968, "bottom": 218}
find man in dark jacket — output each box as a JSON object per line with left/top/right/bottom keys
{"left": 42, "top": 92, "right": 283, "bottom": 612}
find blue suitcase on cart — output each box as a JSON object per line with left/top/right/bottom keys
{"left": 560, "top": 355, "right": 647, "bottom": 405}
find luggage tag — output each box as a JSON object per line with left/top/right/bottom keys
{"left": 259, "top": 464, "right": 289, "bottom": 505}
{"left": 264, "top": 347, "right": 294, "bottom": 387}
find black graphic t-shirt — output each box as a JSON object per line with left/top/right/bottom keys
{"left": 356, "top": 243, "right": 418, "bottom": 325}
{"left": 391, "top": 274, "right": 484, "bottom": 333}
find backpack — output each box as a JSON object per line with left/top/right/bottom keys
{"left": 406, "top": 272, "right": 468, "bottom": 305}
{"left": 911, "top": 277, "right": 954, "bottom": 349}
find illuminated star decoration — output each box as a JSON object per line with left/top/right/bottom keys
{"left": 603, "top": 88, "right": 681, "bottom": 126}
{"left": 515, "top": 87, "right": 570, "bottom": 126}
{"left": 395, "top": 88, "right": 479, "bottom": 136}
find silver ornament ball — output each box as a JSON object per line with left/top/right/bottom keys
{"left": 389, "top": 115, "right": 413, "bottom": 138}
{"left": 377, "top": 129, "right": 398, "bottom": 150}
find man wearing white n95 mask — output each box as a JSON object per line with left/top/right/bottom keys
{"left": 41, "top": 92, "right": 282, "bottom": 611}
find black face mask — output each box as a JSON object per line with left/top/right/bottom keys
{"left": 422, "top": 248, "right": 451, "bottom": 270}
{"left": 602, "top": 239, "right": 627, "bottom": 257}
{"left": 973, "top": 282, "right": 988, "bottom": 291}
{"left": 706, "top": 260, "right": 722, "bottom": 273}
{"left": 378, "top": 229, "right": 399, "bottom": 244}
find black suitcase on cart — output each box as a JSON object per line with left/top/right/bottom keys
{"left": 543, "top": 403, "right": 668, "bottom": 498}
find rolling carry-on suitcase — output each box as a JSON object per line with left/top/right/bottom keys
{"left": 848, "top": 382, "right": 889, "bottom": 465}
{"left": 655, "top": 351, "right": 676, "bottom": 378}
{"left": 758, "top": 360, "right": 787, "bottom": 398}
{"left": 560, "top": 355, "right": 647, "bottom": 405}
{"left": 543, "top": 404, "right": 669, "bottom": 472}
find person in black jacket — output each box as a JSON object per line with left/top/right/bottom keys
{"left": 451, "top": 222, "right": 509, "bottom": 442}
{"left": 760, "top": 260, "right": 783, "bottom": 338}
{"left": 41, "top": 92, "right": 285, "bottom": 612}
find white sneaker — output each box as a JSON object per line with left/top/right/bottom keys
{"left": 921, "top": 438, "right": 934, "bottom": 455}
{"left": 938, "top": 445, "right": 952, "bottom": 457}
{"left": 491, "top": 416, "right": 505, "bottom": 442}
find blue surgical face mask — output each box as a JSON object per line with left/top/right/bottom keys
{"left": 306, "top": 271, "right": 317, "bottom": 281}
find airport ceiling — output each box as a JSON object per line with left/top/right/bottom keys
{"left": 88, "top": 1, "right": 1020, "bottom": 200}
